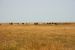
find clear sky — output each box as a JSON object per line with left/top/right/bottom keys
{"left": 0, "top": 0, "right": 75, "bottom": 22}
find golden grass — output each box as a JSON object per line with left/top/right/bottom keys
{"left": 0, "top": 24, "right": 75, "bottom": 50}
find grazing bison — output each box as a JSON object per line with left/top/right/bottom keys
{"left": 34, "top": 22, "right": 38, "bottom": 25}
{"left": 46, "top": 22, "right": 58, "bottom": 25}
{"left": 47, "top": 23, "right": 51, "bottom": 24}
{"left": 9, "top": 22, "right": 13, "bottom": 25}
{"left": 22, "top": 23, "right": 24, "bottom": 25}
{"left": 0, "top": 24, "right": 1, "bottom": 25}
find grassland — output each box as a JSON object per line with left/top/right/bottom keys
{"left": 0, "top": 24, "right": 75, "bottom": 50}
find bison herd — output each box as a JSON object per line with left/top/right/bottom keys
{"left": 0, "top": 22, "right": 71, "bottom": 25}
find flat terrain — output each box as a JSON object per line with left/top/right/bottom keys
{"left": 0, "top": 24, "right": 75, "bottom": 50}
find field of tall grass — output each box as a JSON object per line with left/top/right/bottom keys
{"left": 0, "top": 24, "right": 75, "bottom": 50}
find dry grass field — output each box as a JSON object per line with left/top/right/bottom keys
{"left": 0, "top": 23, "right": 75, "bottom": 50}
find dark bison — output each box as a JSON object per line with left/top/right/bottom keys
{"left": 9, "top": 22, "right": 13, "bottom": 25}
{"left": 22, "top": 23, "right": 24, "bottom": 25}
{"left": 34, "top": 22, "right": 38, "bottom": 25}
{"left": 0, "top": 24, "right": 1, "bottom": 25}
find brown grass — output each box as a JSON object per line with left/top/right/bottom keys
{"left": 0, "top": 24, "right": 75, "bottom": 50}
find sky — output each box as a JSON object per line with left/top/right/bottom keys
{"left": 0, "top": 0, "right": 75, "bottom": 22}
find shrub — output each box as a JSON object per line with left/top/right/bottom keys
{"left": 16, "top": 23, "right": 19, "bottom": 24}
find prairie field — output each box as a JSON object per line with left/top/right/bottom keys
{"left": 0, "top": 24, "right": 75, "bottom": 50}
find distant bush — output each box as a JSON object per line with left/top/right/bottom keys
{"left": 16, "top": 23, "right": 19, "bottom": 24}
{"left": 53, "top": 23, "right": 58, "bottom": 25}
{"left": 34, "top": 22, "right": 38, "bottom": 25}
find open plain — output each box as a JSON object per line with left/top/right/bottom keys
{"left": 0, "top": 23, "right": 75, "bottom": 50}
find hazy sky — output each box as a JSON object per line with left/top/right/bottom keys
{"left": 0, "top": 0, "right": 75, "bottom": 22}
